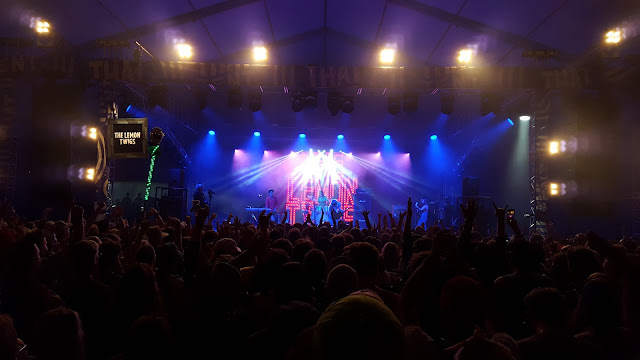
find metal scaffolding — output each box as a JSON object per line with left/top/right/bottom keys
{"left": 529, "top": 90, "right": 551, "bottom": 236}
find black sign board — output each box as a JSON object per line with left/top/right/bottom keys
{"left": 107, "top": 118, "right": 148, "bottom": 158}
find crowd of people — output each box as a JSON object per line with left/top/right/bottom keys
{"left": 0, "top": 196, "right": 639, "bottom": 360}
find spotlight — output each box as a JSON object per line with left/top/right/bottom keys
{"left": 508, "top": 118, "right": 514, "bottom": 126}
{"left": 384, "top": 135, "right": 391, "bottom": 140}
{"left": 126, "top": 105, "right": 132, "bottom": 113}
{"left": 458, "top": 48, "right": 473, "bottom": 64}
{"left": 441, "top": 94, "right": 454, "bottom": 115}
{"left": 480, "top": 92, "right": 501, "bottom": 117}
{"left": 549, "top": 140, "right": 566, "bottom": 154}
{"left": 176, "top": 43, "right": 193, "bottom": 59}
{"left": 88, "top": 127, "right": 98, "bottom": 140}
{"left": 605, "top": 28, "right": 623, "bottom": 44}
{"left": 403, "top": 92, "right": 418, "bottom": 113}
{"left": 35, "top": 19, "right": 51, "bottom": 34}
{"left": 253, "top": 131, "right": 261, "bottom": 137}
{"left": 248, "top": 90, "right": 262, "bottom": 112}
{"left": 292, "top": 94, "right": 304, "bottom": 112}
{"left": 337, "top": 134, "right": 344, "bottom": 139}
{"left": 347, "top": 152, "right": 353, "bottom": 158}
{"left": 327, "top": 91, "right": 341, "bottom": 116}
{"left": 430, "top": 135, "right": 438, "bottom": 140}
{"left": 84, "top": 168, "right": 95, "bottom": 181}
{"left": 253, "top": 46, "right": 267, "bottom": 61}
{"left": 303, "top": 91, "right": 318, "bottom": 108}
{"left": 208, "top": 130, "right": 215, "bottom": 136}
{"left": 290, "top": 151, "right": 298, "bottom": 158}
{"left": 519, "top": 115, "right": 531, "bottom": 121}
{"left": 299, "top": 133, "right": 306, "bottom": 138}
{"left": 341, "top": 96, "right": 354, "bottom": 114}
{"left": 549, "top": 182, "right": 566, "bottom": 196}
{"left": 380, "top": 48, "right": 395, "bottom": 65}
{"left": 388, "top": 95, "right": 401, "bottom": 115}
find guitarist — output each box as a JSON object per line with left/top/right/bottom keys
{"left": 329, "top": 199, "right": 344, "bottom": 221}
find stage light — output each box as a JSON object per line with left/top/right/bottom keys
{"left": 458, "top": 49, "right": 473, "bottom": 64}
{"left": 327, "top": 91, "right": 341, "bottom": 116}
{"left": 508, "top": 118, "right": 514, "bottom": 126}
{"left": 248, "top": 90, "right": 262, "bottom": 112}
{"left": 176, "top": 43, "right": 193, "bottom": 59}
{"left": 299, "top": 133, "right": 306, "bottom": 138}
{"left": 337, "top": 134, "right": 344, "bottom": 139}
{"left": 292, "top": 95, "right": 304, "bottom": 112}
{"left": 253, "top": 131, "right": 261, "bottom": 137}
{"left": 342, "top": 96, "right": 354, "bottom": 113}
{"left": 549, "top": 182, "right": 567, "bottom": 196}
{"left": 34, "top": 18, "right": 51, "bottom": 34}
{"left": 253, "top": 46, "right": 267, "bottom": 61}
{"left": 388, "top": 95, "right": 401, "bottom": 115}
{"left": 481, "top": 92, "right": 501, "bottom": 117}
{"left": 384, "top": 135, "right": 391, "bottom": 140}
{"left": 605, "top": 28, "right": 622, "bottom": 44}
{"left": 549, "top": 140, "right": 566, "bottom": 154}
{"left": 84, "top": 168, "right": 95, "bottom": 181}
{"left": 441, "top": 94, "right": 454, "bottom": 115}
{"left": 208, "top": 130, "right": 215, "bottom": 136}
{"left": 519, "top": 115, "right": 531, "bottom": 121}
{"left": 290, "top": 151, "right": 298, "bottom": 158}
{"left": 88, "top": 127, "right": 98, "bottom": 140}
{"left": 126, "top": 105, "right": 132, "bottom": 113}
{"left": 380, "top": 48, "right": 395, "bottom": 64}
{"left": 430, "top": 135, "right": 438, "bottom": 140}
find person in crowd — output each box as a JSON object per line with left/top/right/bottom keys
{"left": 0, "top": 195, "right": 638, "bottom": 360}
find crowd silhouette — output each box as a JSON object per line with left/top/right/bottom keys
{"left": 0, "top": 196, "right": 638, "bottom": 360}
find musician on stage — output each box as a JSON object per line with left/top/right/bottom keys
{"left": 329, "top": 198, "right": 343, "bottom": 221}
{"left": 265, "top": 189, "right": 279, "bottom": 222}
{"left": 415, "top": 198, "right": 429, "bottom": 229}
{"left": 193, "top": 184, "right": 206, "bottom": 205}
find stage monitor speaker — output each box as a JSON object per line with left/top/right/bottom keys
{"left": 392, "top": 205, "right": 407, "bottom": 219}
{"left": 462, "top": 177, "right": 479, "bottom": 197}
{"left": 352, "top": 192, "right": 371, "bottom": 221}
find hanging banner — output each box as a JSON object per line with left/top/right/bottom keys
{"left": 107, "top": 118, "right": 148, "bottom": 159}
{"left": 0, "top": 54, "right": 613, "bottom": 90}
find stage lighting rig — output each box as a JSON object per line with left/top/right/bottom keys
{"left": 342, "top": 96, "right": 354, "bottom": 114}
{"left": 380, "top": 48, "right": 395, "bottom": 65}
{"left": 605, "top": 28, "right": 624, "bottom": 44}
{"left": 458, "top": 48, "right": 473, "bottom": 64}
{"left": 175, "top": 43, "right": 193, "bottom": 59}
{"left": 441, "top": 93, "right": 454, "bottom": 115}
{"left": 248, "top": 88, "right": 262, "bottom": 112}
{"left": 35, "top": 19, "right": 51, "bottom": 34}
{"left": 388, "top": 95, "right": 401, "bottom": 115}
{"left": 253, "top": 46, "right": 267, "bottom": 62}
{"left": 327, "top": 91, "right": 341, "bottom": 116}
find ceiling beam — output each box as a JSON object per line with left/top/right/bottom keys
{"left": 80, "top": 0, "right": 260, "bottom": 48}
{"left": 389, "top": 0, "right": 563, "bottom": 54}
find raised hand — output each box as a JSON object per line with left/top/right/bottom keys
{"left": 492, "top": 202, "right": 508, "bottom": 220}
{"left": 362, "top": 210, "right": 370, "bottom": 218}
